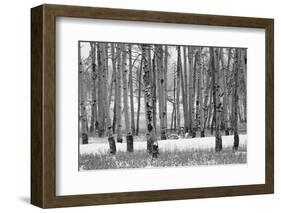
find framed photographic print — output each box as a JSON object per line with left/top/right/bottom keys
{"left": 31, "top": 4, "right": 274, "bottom": 208}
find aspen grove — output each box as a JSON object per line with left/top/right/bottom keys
{"left": 78, "top": 42, "right": 247, "bottom": 166}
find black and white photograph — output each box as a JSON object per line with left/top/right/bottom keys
{"left": 78, "top": 41, "right": 247, "bottom": 170}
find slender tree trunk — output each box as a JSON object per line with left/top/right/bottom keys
{"left": 195, "top": 50, "right": 200, "bottom": 133}
{"left": 220, "top": 48, "right": 226, "bottom": 132}
{"left": 136, "top": 58, "right": 143, "bottom": 136}
{"left": 176, "top": 47, "right": 181, "bottom": 135}
{"left": 188, "top": 47, "right": 196, "bottom": 137}
{"left": 100, "top": 43, "right": 116, "bottom": 154}
{"left": 97, "top": 43, "right": 105, "bottom": 137}
{"left": 116, "top": 44, "right": 123, "bottom": 143}
{"left": 152, "top": 51, "right": 157, "bottom": 131}
{"left": 240, "top": 48, "right": 247, "bottom": 123}
{"left": 142, "top": 44, "right": 158, "bottom": 157}
{"left": 112, "top": 101, "right": 116, "bottom": 133}
{"left": 233, "top": 49, "right": 240, "bottom": 150}
{"left": 79, "top": 43, "right": 88, "bottom": 144}
{"left": 164, "top": 46, "right": 168, "bottom": 134}
{"left": 121, "top": 44, "right": 133, "bottom": 152}
{"left": 198, "top": 48, "right": 205, "bottom": 137}
{"left": 183, "top": 47, "right": 189, "bottom": 133}
{"left": 192, "top": 50, "right": 199, "bottom": 137}
{"left": 170, "top": 105, "right": 175, "bottom": 130}
{"left": 225, "top": 48, "right": 231, "bottom": 135}
{"left": 173, "top": 67, "right": 177, "bottom": 131}
{"left": 90, "top": 42, "right": 98, "bottom": 135}
{"left": 108, "top": 44, "right": 117, "bottom": 109}
{"left": 157, "top": 45, "right": 167, "bottom": 139}
{"left": 210, "top": 47, "right": 222, "bottom": 152}
{"left": 128, "top": 44, "right": 135, "bottom": 136}
{"left": 203, "top": 74, "right": 211, "bottom": 133}
{"left": 111, "top": 44, "right": 117, "bottom": 134}
{"left": 178, "top": 46, "right": 188, "bottom": 135}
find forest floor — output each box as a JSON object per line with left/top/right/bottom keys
{"left": 79, "top": 134, "right": 247, "bottom": 170}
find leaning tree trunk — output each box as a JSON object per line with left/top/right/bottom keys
{"left": 116, "top": 44, "right": 123, "bottom": 143}
{"left": 210, "top": 47, "right": 222, "bottom": 152}
{"left": 233, "top": 49, "right": 240, "bottom": 150}
{"left": 79, "top": 43, "right": 88, "bottom": 144}
{"left": 121, "top": 44, "right": 133, "bottom": 152}
{"left": 142, "top": 44, "right": 159, "bottom": 157}
{"left": 90, "top": 42, "right": 98, "bottom": 135}
{"left": 100, "top": 43, "right": 116, "bottom": 154}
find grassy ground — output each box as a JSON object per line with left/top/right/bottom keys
{"left": 79, "top": 145, "right": 247, "bottom": 170}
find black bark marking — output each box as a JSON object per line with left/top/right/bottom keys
{"left": 82, "top": 133, "right": 88, "bottom": 144}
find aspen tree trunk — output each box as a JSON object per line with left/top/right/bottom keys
{"left": 210, "top": 48, "right": 216, "bottom": 136}
{"left": 233, "top": 49, "right": 240, "bottom": 150}
{"left": 111, "top": 44, "right": 117, "bottom": 133}
{"left": 121, "top": 44, "right": 134, "bottom": 152}
{"left": 207, "top": 84, "right": 213, "bottom": 130}
{"left": 176, "top": 47, "right": 181, "bottom": 135}
{"left": 173, "top": 67, "right": 177, "bottom": 131}
{"left": 116, "top": 44, "right": 123, "bottom": 143}
{"left": 240, "top": 48, "right": 247, "bottom": 122}
{"left": 79, "top": 43, "right": 88, "bottom": 144}
{"left": 157, "top": 45, "right": 167, "bottom": 139}
{"left": 152, "top": 51, "right": 157, "bottom": 131}
{"left": 188, "top": 47, "right": 196, "bottom": 137}
{"left": 100, "top": 43, "right": 116, "bottom": 154}
{"left": 112, "top": 101, "right": 116, "bottom": 133}
{"left": 178, "top": 46, "right": 188, "bottom": 135}
{"left": 193, "top": 50, "right": 198, "bottom": 137}
{"left": 203, "top": 74, "right": 211, "bottom": 133}
{"left": 221, "top": 48, "right": 227, "bottom": 132}
{"left": 108, "top": 44, "right": 117, "bottom": 109}
{"left": 170, "top": 66, "right": 176, "bottom": 131}
{"left": 183, "top": 47, "right": 190, "bottom": 133}
{"left": 195, "top": 50, "right": 200, "bottom": 133}
{"left": 142, "top": 44, "right": 158, "bottom": 156}
{"left": 90, "top": 42, "right": 98, "bottom": 134}
{"left": 97, "top": 43, "right": 105, "bottom": 137}
{"left": 216, "top": 48, "right": 223, "bottom": 151}
{"left": 225, "top": 48, "right": 232, "bottom": 135}
{"left": 128, "top": 44, "right": 135, "bottom": 136}
{"left": 164, "top": 46, "right": 168, "bottom": 134}
{"left": 210, "top": 47, "right": 222, "bottom": 152}
{"left": 136, "top": 58, "right": 143, "bottom": 136}
{"left": 198, "top": 48, "right": 205, "bottom": 137}
{"left": 170, "top": 105, "right": 175, "bottom": 130}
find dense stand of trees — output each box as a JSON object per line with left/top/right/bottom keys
{"left": 79, "top": 42, "right": 247, "bottom": 156}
